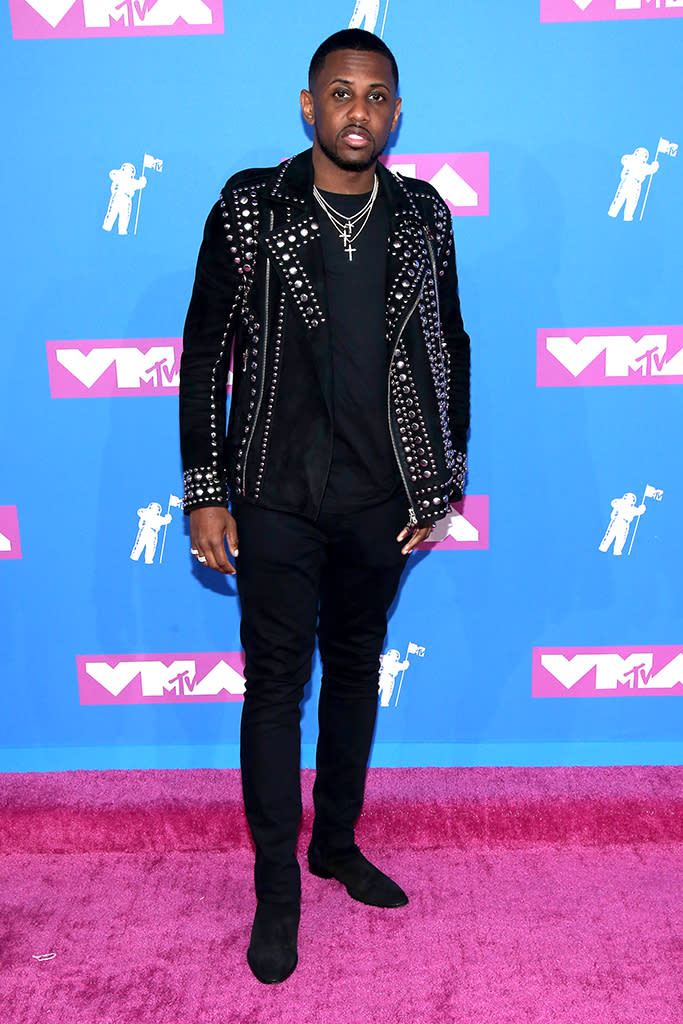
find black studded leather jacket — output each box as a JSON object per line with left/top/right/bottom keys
{"left": 179, "top": 149, "right": 470, "bottom": 527}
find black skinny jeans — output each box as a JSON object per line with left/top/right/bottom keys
{"left": 232, "top": 491, "right": 410, "bottom": 903}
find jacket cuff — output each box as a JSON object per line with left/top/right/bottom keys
{"left": 451, "top": 450, "right": 467, "bottom": 500}
{"left": 182, "top": 466, "right": 229, "bottom": 513}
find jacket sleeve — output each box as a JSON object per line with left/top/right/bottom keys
{"left": 435, "top": 199, "right": 470, "bottom": 501}
{"left": 179, "top": 193, "right": 243, "bottom": 513}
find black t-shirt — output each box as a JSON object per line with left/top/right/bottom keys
{"left": 316, "top": 184, "right": 401, "bottom": 513}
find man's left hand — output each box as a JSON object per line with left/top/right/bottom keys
{"left": 396, "top": 524, "right": 432, "bottom": 555}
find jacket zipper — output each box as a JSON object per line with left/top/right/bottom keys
{"left": 387, "top": 278, "right": 424, "bottom": 528}
{"left": 242, "top": 209, "right": 274, "bottom": 494}
{"left": 423, "top": 226, "right": 443, "bottom": 356}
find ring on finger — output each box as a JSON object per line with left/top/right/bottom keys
{"left": 190, "top": 548, "right": 199, "bottom": 555}
{"left": 197, "top": 555, "right": 207, "bottom": 563}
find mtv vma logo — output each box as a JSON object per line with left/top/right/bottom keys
{"left": 130, "top": 493, "right": 183, "bottom": 565}
{"left": 48, "top": 338, "right": 176, "bottom": 397}
{"left": 9, "top": 0, "right": 224, "bottom": 39}
{"left": 599, "top": 484, "right": 662, "bottom": 556}
{"left": 379, "top": 642, "right": 425, "bottom": 708}
{"left": 541, "top": 0, "right": 683, "bottom": 23}
{"left": 348, "top": 0, "right": 389, "bottom": 36}
{"left": 381, "top": 154, "right": 489, "bottom": 217}
{"left": 0, "top": 507, "right": 22, "bottom": 561}
{"left": 533, "top": 646, "right": 683, "bottom": 697}
{"left": 103, "top": 155, "right": 163, "bottom": 236}
{"left": 418, "top": 496, "right": 489, "bottom": 551}
{"left": 78, "top": 652, "right": 245, "bottom": 705}
{"left": 537, "top": 326, "right": 683, "bottom": 387}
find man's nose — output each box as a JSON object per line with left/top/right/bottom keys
{"left": 348, "top": 98, "right": 370, "bottom": 122}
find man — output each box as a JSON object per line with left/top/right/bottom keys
{"left": 179, "top": 28, "right": 470, "bottom": 984}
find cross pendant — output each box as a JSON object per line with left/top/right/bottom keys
{"left": 345, "top": 239, "right": 356, "bottom": 261}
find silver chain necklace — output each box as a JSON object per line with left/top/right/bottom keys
{"left": 313, "top": 175, "right": 379, "bottom": 262}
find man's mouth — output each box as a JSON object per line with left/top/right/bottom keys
{"left": 340, "top": 126, "right": 372, "bottom": 148}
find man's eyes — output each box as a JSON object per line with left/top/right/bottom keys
{"left": 331, "top": 90, "right": 387, "bottom": 102}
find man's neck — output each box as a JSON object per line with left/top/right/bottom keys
{"left": 312, "top": 146, "right": 377, "bottom": 195}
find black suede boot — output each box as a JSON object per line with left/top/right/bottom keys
{"left": 308, "top": 842, "right": 408, "bottom": 908}
{"left": 247, "top": 900, "right": 300, "bottom": 984}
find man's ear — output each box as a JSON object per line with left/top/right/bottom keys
{"left": 391, "top": 97, "right": 402, "bottom": 133}
{"left": 300, "top": 89, "right": 315, "bottom": 126}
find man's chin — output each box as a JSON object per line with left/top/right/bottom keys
{"left": 317, "top": 135, "right": 383, "bottom": 175}
{"left": 332, "top": 153, "right": 378, "bottom": 173}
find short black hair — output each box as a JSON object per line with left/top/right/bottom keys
{"left": 308, "top": 29, "right": 399, "bottom": 90}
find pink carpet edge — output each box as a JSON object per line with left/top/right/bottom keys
{"left": 2, "top": 765, "right": 682, "bottom": 854}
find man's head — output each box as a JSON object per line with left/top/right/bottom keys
{"left": 301, "top": 29, "right": 401, "bottom": 180}
{"left": 308, "top": 29, "right": 399, "bottom": 92}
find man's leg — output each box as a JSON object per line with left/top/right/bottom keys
{"left": 233, "top": 500, "right": 325, "bottom": 903}
{"left": 310, "top": 493, "right": 409, "bottom": 904}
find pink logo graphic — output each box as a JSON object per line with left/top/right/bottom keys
{"left": 417, "top": 496, "right": 489, "bottom": 550}
{"left": 47, "top": 338, "right": 234, "bottom": 397}
{"left": 0, "top": 507, "right": 22, "bottom": 560}
{"left": 537, "top": 326, "right": 683, "bottom": 387}
{"left": 47, "top": 338, "right": 182, "bottom": 397}
{"left": 77, "top": 652, "right": 246, "bottom": 705}
{"left": 533, "top": 646, "right": 683, "bottom": 697}
{"left": 9, "top": 0, "right": 224, "bottom": 38}
{"left": 381, "top": 153, "right": 489, "bottom": 217}
{"left": 541, "top": 0, "right": 683, "bottom": 23}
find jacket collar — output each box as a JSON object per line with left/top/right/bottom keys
{"left": 267, "top": 147, "right": 423, "bottom": 224}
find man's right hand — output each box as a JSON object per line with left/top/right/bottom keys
{"left": 189, "top": 506, "right": 239, "bottom": 575}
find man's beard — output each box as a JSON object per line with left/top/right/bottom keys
{"left": 316, "top": 129, "right": 386, "bottom": 174}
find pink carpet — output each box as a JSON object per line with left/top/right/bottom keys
{"left": 1, "top": 767, "right": 681, "bottom": 1023}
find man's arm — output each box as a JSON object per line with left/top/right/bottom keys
{"left": 180, "top": 193, "right": 242, "bottom": 510}
{"left": 180, "top": 192, "right": 243, "bottom": 574}
{"left": 435, "top": 200, "right": 470, "bottom": 503}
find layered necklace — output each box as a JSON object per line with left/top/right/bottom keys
{"left": 313, "top": 175, "right": 379, "bottom": 262}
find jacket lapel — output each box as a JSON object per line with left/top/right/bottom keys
{"left": 260, "top": 153, "right": 332, "bottom": 408}
{"left": 377, "top": 162, "right": 429, "bottom": 351}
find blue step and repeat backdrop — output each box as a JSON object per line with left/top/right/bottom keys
{"left": 1, "top": 0, "right": 682, "bottom": 771}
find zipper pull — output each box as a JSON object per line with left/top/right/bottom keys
{"left": 242, "top": 349, "right": 248, "bottom": 373}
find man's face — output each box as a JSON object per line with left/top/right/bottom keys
{"left": 301, "top": 49, "right": 401, "bottom": 174}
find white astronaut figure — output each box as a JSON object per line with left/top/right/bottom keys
{"left": 130, "top": 502, "right": 172, "bottom": 564}
{"left": 608, "top": 148, "right": 659, "bottom": 221}
{"left": 102, "top": 163, "right": 147, "bottom": 235}
{"left": 348, "top": 0, "right": 380, "bottom": 32}
{"left": 598, "top": 493, "right": 646, "bottom": 556}
{"left": 378, "top": 649, "right": 409, "bottom": 707}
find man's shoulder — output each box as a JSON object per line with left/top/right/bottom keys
{"left": 220, "top": 151, "right": 309, "bottom": 199}
{"left": 384, "top": 167, "right": 450, "bottom": 223}
{"left": 389, "top": 167, "right": 448, "bottom": 211}
{"left": 220, "top": 164, "right": 279, "bottom": 196}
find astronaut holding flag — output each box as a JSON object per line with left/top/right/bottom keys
{"left": 102, "top": 162, "right": 147, "bottom": 235}
{"left": 130, "top": 492, "right": 182, "bottom": 565}
{"left": 378, "top": 641, "right": 426, "bottom": 707}
{"left": 598, "top": 484, "right": 663, "bottom": 557}
{"left": 608, "top": 147, "right": 659, "bottom": 222}
{"left": 608, "top": 137, "right": 677, "bottom": 222}
{"left": 130, "top": 501, "right": 172, "bottom": 564}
